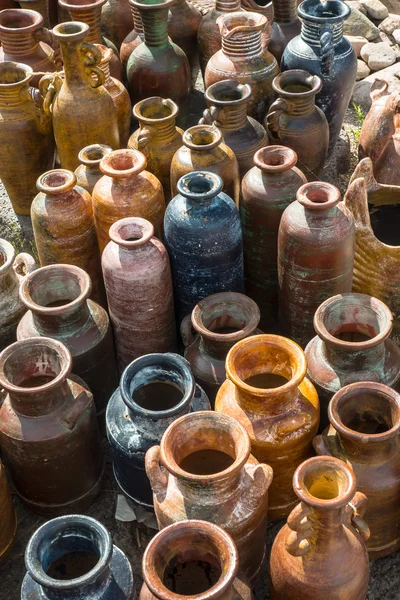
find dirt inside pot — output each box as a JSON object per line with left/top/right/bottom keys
{"left": 47, "top": 551, "right": 99, "bottom": 580}
{"left": 245, "top": 373, "right": 288, "bottom": 388}
{"left": 179, "top": 449, "right": 235, "bottom": 475}
{"left": 163, "top": 559, "right": 221, "bottom": 595}
{"left": 133, "top": 381, "right": 183, "bottom": 411}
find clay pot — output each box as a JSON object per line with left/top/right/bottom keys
{"left": 140, "top": 520, "right": 252, "bottom": 600}
{"left": 168, "top": 0, "right": 202, "bottom": 85}
{"left": 269, "top": 456, "right": 369, "bottom": 600}
{"left": 22, "top": 515, "right": 134, "bottom": 599}
{"left": 200, "top": 79, "right": 268, "bottom": 176}
{"left": 106, "top": 352, "right": 210, "bottom": 509}
{"left": 17, "top": 264, "right": 119, "bottom": 424}
{"left": 270, "top": 0, "right": 300, "bottom": 56}
{"left": 265, "top": 69, "right": 329, "bottom": 178}
{"left": 92, "top": 149, "right": 165, "bottom": 253}
{"left": 240, "top": 0, "right": 282, "bottom": 62}
{"left": 241, "top": 146, "right": 306, "bottom": 331}
{"left": 205, "top": 11, "right": 279, "bottom": 122}
{"left": 181, "top": 291, "right": 260, "bottom": 405}
{"left": 374, "top": 112, "right": 400, "bottom": 186}
{"left": 0, "top": 239, "right": 36, "bottom": 351}
{"left": 39, "top": 22, "right": 119, "bottom": 171}
{"left": 0, "top": 337, "right": 104, "bottom": 515}
{"left": 75, "top": 143, "right": 112, "bottom": 194}
{"left": 146, "top": 410, "right": 273, "bottom": 580}
{"left": 305, "top": 293, "right": 400, "bottom": 431}
{"left": 315, "top": 382, "right": 400, "bottom": 559}
{"left": 278, "top": 181, "right": 355, "bottom": 348}
{"left": 0, "top": 62, "right": 55, "bottom": 216}
{"left": 0, "top": 460, "right": 16, "bottom": 566}
{"left": 102, "top": 218, "right": 176, "bottom": 372}
{"left": 31, "top": 168, "right": 105, "bottom": 306}
{"left": 126, "top": 0, "right": 191, "bottom": 127}
{"left": 128, "top": 97, "right": 183, "bottom": 203}
{"left": 120, "top": 2, "right": 144, "bottom": 68}
{"left": 215, "top": 334, "right": 319, "bottom": 519}
{"left": 164, "top": 171, "right": 244, "bottom": 324}
{"left": 18, "top": 0, "right": 50, "bottom": 27}
{"left": 101, "top": 0, "right": 134, "bottom": 49}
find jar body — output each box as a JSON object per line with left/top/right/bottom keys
{"left": 0, "top": 460, "right": 16, "bottom": 566}
{"left": 104, "top": 75, "right": 132, "bottom": 148}
{"left": 75, "top": 164, "right": 103, "bottom": 194}
{"left": 101, "top": 0, "right": 134, "bottom": 47}
{"left": 374, "top": 135, "right": 400, "bottom": 186}
{"left": 358, "top": 83, "right": 397, "bottom": 163}
{"left": 168, "top": 0, "right": 202, "bottom": 84}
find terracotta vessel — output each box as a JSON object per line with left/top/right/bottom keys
{"left": 140, "top": 520, "right": 252, "bottom": 600}
{"left": 18, "top": 0, "right": 50, "bottom": 27}
{"left": 281, "top": 0, "right": 357, "bottom": 157}
{"left": 92, "top": 149, "right": 165, "bottom": 253}
{"left": 106, "top": 352, "right": 210, "bottom": 509}
{"left": 129, "top": 97, "right": 183, "bottom": 203}
{"left": 0, "top": 62, "right": 55, "bottom": 216}
{"left": 39, "top": 22, "right": 119, "bottom": 172}
{"left": 0, "top": 9, "right": 57, "bottom": 87}
{"left": 120, "top": 1, "right": 144, "bottom": 68}
{"left": 269, "top": 456, "right": 369, "bottom": 600}
{"left": 168, "top": 0, "right": 202, "bottom": 85}
{"left": 305, "top": 293, "right": 400, "bottom": 431}
{"left": 75, "top": 143, "right": 112, "bottom": 194}
{"left": 358, "top": 79, "right": 399, "bottom": 164}
{"left": 31, "top": 169, "right": 105, "bottom": 306}
{"left": 265, "top": 70, "right": 329, "bottom": 178}
{"left": 146, "top": 410, "right": 273, "bottom": 580}
{"left": 171, "top": 124, "right": 240, "bottom": 205}
{"left": 101, "top": 0, "right": 134, "bottom": 49}
{"left": 240, "top": 0, "right": 282, "bottom": 61}
{"left": 278, "top": 181, "right": 355, "bottom": 348}
{"left": 17, "top": 264, "right": 119, "bottom": 423}
{"left": 200, "top": 79, "right": 268, "bottom": 176}
{"left": 126, "top": 0, "right": 191, "bottom": 127}
{"left": 215, "top": 334, "right": 319, "bottom": 519}
{"left": 0, "top": 460, "right": 16, "bottom": 566}
{"left": 270, "top": 0, "right": 300, "bottom": 55}
{"left": 164, "top": 171, "right": 244, "bottom": 324}
{"left": 0, "top": 239, "right": 36, "bottom": 351}
{"left": 102, "top": 218, "right": 176, "bottom": 372}
{"left": 241, "top": 146, "right": 306, "bottom": 331}
{"left": 0, "top": 338, "right": 103, "bottom": 515}
{"left": 22, "top": 515, "right": 134, "bottom": 599}
{"left": 374, "top": 112, "right": 400, "bottom": 186}
{"left": 205, "top": 11, "right": 279, "bottom": 122}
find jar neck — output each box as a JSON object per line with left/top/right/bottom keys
{"left": 272, "top": 0, "right": 297, "bottom": 23}
{"left": 301, "top": 19, "right": 343, "bottom": 47}
{"left": 215, "top": 0, "right": 241, "bottom": 13}
{"left": 130, "top": 4, "right": 144, "bottom": 33}
{"left": 30, "top": 302, "right": 92, "bottom": 338}
{"left": 235, "top": 383, "right": 299, "bottom": 415}
{"left": 66, "top": 5, "right": 102, "bottom": 43}
{"left": 306, "top": 505, "right": 346, "bottom": 548}
{"left": 98, "top": 51, "right": 112, "bottom": 85}
{"left": 200, "top": 336, "right": 239, "bottom": 361}
{"left": 140, "top": 118, "right": 177, "bottom": 141}
{"left": 59, "top": 38, "right": 89, "bottom": 83}
{"left": 337, "top": 432, "right": 400, "bottom": 464}
{"left": 0, "top": 265, "right": 18, "bottom": 291}
{"left": 140, "top": 7, "right": 169, "bottom": 48}
{"left": 8, "top": 379, "right": 72, "bottom": 418}
{"left": 0, "top": 82, "right": 31, "bottom": 106}
{"left": 323, "top": 339, "right": 386, "bottom": 373}
{"left": 0, "top": 28, "right": 39, "bottom": 56}
{"left": 175, "top": 469, "right": 242, "bottom": 502}
{"left": 40, "top": 567, "right": 112, "bottom": 600}
{"left": 214, "top": 103, "right": 248, "bottom": 130}
{"left": 284, "top": 94, "right": 316, "bottom": 116}
{"left": 128, "top": 403, "right": 192, "bottom": 439}
{"left": 221, "top": 29, "right": 262, "bottom": 58}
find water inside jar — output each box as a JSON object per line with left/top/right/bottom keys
{"left": 179, "top": 449, "right": 235, "bottom": 475}
{"left": 163, "top": 559, "right": 221, "bottom": 595}
{"left": 133, "top": 381, "right": 183, "bottom": 411}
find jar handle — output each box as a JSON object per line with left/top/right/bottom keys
{"left": 313, "top": 434, "right": 333, "bottom": 456}
{"left": 265, "top": 97, "right": 288, "bottom": 139}
{"left": 286, "top": 502, "right": 313, "bottom": 556}
{"left": 241, "top": 462, "right": 273, "bottom": 511}
{"left": 60, "top": 390, "right": 93, "bottom": 430}
{"left": 39, "top": 72, "right": 63, "bottom": 115}
{"left": 320, "top": 26, "right": 334, "bottom": 78}
{"left": 13, "top": 253, "right": 37, "bottom": 281}
{"left": 80, "top": 41, "right": 105, "bottom": 88}
{"left": 343, "top": 175, "right": 372, "bottom": 230}
{"left": 199, "top": 106, "right": 221, "bottom": 127}
{"left": 34, "top": 26, "right": 63, "bottom": 69}
{"left": 370, "top": 79, "right": 388, "bottom": 102}
{"left": 136, "top": 125, "right": 157, "bottom": 150}
{"left": 347, "top": 492, "right": 370, "bottom": 542}
{"left": 180, "top": 314, "right": 196, "bottom": 347}
{"left": 145, "top": 445, "right": 168, "bottom": 498}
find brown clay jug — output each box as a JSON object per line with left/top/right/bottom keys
{"left": 0, "top": 459, "right": 16, "bottom": 566}
{"left": 39, "top": 21, "right": 119, "bottom": 172}
{"left": 92, "top": 148, "right": 166, "bottom": 253}
{"left": 0, "top": 62, "right": 55, "bottom": 216}
{"left": 171, "top": 124, "right": 240, "bottom": 205}
{"left": 0, "top": 337, "right": 104, "bottom": 515}
{"left": 168, "top": 0, "right": 202, "bottom": 85}
{"left": 181, "top": 291, "right": 260, "bottom": 405}
{"left": 240, "top": 145, "right": 306, "bottom": 331}
{"left": 374, "top": 111, "right": 400, "bottom": 186}
{"left": 269, "top": 456, "right": 370, "bottom": 600}
{"left": 146, "top": 410, "right": 273, "bottom": 581}
{"left": 31, "top": 169, "right": 105, "bottom": 307}
{"left": 305, "top": 293, "right": 400, "bottom": 431}
{"left": 215, "top": 334, "right": 319, "bottom": 520}
{"left": 140, "top": 520, "right": 252, "bottom": 600}
{"left": 128, "top": 97, "right": 183, "bottom": 203}
{"left": 278, "top": 181, "right": 355, "bottom": 348}
{"left": 101, "top": 0, "right": 133, "bottom": 49}
{"left": 75, "top": 143, "right": 112, "bottom": 194}
{"left": 120, "top": 1, "right": 144, "bottom": 68}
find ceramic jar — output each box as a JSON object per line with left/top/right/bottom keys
{"left": 305, "top": 293, "right": 400, "bottom": 430}
{"left": 269, "top": 456, "right": 369, "bottom": 600}
{"left": 18, "top": 0, "right": 51, "bottom": 27}
{"left": 75, "top": 143, "right": 112, "bottom": 194}
{"left": 0, "top": 239, "right": 36, "bottom": 351}
{"left": 0, "top": 62, "right": 55, "bottom": 216}
{"left": 281, "top": 0, "right": 357, "bottom": 156}
{"left": 39, "top": 22, "right": 119, "bottom": 172}
{"left": 101, "top": 0, "right": 134, "bottom": 49}
{"left": 278, "top": 181, "right": 355, "bottom": 348}
{"left": 314, "top": 382, "right": 400, "bottom": 559}
{"left": 102, "top": 218, "right": 176, "bottom": 372}
{"left": 181, "top": 291, "right": 260, "bottom": 404}
{"left": 241, "top": 146, "right": 306, "bottom": 331}
{"left": 270, "top": 0, "right": 300, "bottom": 56}
{"left": 120, "top": 1, "right": 144, "bottom": 68}
{"left": 168, "top": 0, "right": 202, "bottom": 84}
{"left": 92, "top": 149, "right": 165, "bottom": 253}
{"left": 205, "top": 11, "right": 279, "bottom": 122}
{"left": 164, "top": 171, "right": 244, "bottom": 324}
{"left": 171, "top": 124, "right": 240, "bottom": 205}
{"left": 22, "top": 515, "right": 134, "bottom": 599}
{"left": 128, "top": 97, "right": 183, "bottom": 203}
{"left": 146, "top": 410, "right": 273, "bottom": 580}
{"left": 106, "top": 352, "right": 210, "bottom": 509}
{"left": 374, "top": 112, "right": 400, "bottom": 186}
{"left": 17, "top": 264, "right": 119, "bottom": 423}
{"left": 0, "top": 460, "right": 16, "bottom": 566}
{"left": 0, "top": 338, "right": 104, "bottom": 515}
{"left": 31, "top": 169, "right": 105, "bottom": 306}
{"left": 240, "top": 0, "right": 277, "bottom": 57}
{"left": 201, "top": 79, "right": 268, "bottom": 177}
{"left": 215, "top": 334, "right": 319, "bottom": 519}
{"left": 140, "top": 520, "right": 252, "bottom": 600}
{"left": 265, "top": 70, "right": 329, "bottom": 178}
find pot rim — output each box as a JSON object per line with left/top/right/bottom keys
{"left": 58, "top": 0, "right": 107, "bottom": 11}
{"left": 0, "top": 61, "right": 33, "bottom": 87}
{"left": 109, "top": 217, "right": 154, "bottom": 248}
{"left": 100, "top": 148, "right": 147, "bottom": 179}
{"left": 297, "top": 181, "right": 341, "bottom": 211}
{"left": 254, "top": 145, "right": 298, "bottom": 173}
{"left": 298, "top": 0, "right": 350, "bottom": 23}
{"left": 133, "top": 96, "right": 179, "bottom": 123}
{"left": 0, "top": 8, "right": 43, "bottom": 33}
{"left": 78, "top": 143, "right": 113, "bottom": 167}
{"left": 204, "top": 79, "right": 252, "bottom": 107}
{"left": 131, "top": 0, "right": 176, "bottom": 11}
{"left": 36, "top": 169, "right": 77, "bottom": 195}
{"left": 182, "top": 125, "right": 223, "bottom": 152}
{"left": 52, "top": 21, "right": 90, "bottom": 41}
{"left": 177, "top": 171, "right": 224, "bottom": 200}
{"left": 272, "top": 69, "right": 322, "bottom": 98}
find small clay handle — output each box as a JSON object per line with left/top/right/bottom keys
{"left": 313, "top": 434, "right": 332, "bottom": 456}
{"left": 344, "top": 177, "right": 372, "bottom": 230}
{"left": 180, "top": 314, "right": 196, "bottom": 347}
{"left": 145, "top": 445, "right": 168, "bottom": 497}
{"left": 34, "top": 27, "right": 62, "bottom": 69}
{"left": 199, "top": 106, "right": 221, "bottom": 127}
{"left": 136, "top": 125, "right": 156, "bottom": 150}
{"left": 80, "top": 41, "right": 105, "bottom": 88}
{"left": 320, "top": 26, "right": 334, "bottom": 78}
{"left": 349, "top": 492, "right": 370, "bottom": 542}
{"left": 265, "top": 97, "right": 288, "bottom": 139}
{"left": 241, "top": 463, "right": 273, "bottom": 511}
{"left": 370, "top": 79, "right": 388, "bottom": 102}
{"left": 285, "top": 502, "right": 313, "bottom": 556}
{"left": 60, "top": 390, "right": 93, "bottom": 430}
{"left": 13, "top": 253, "right": 37, "bottom": 280}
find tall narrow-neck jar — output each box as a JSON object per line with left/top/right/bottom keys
{"left": 167, "top": 0, "right": 202, "bottom": 85}
{"left": 75, "top": 143, "right": 112, "bottom": 194}
{"left": 101, "top": 0, "right": 134, "bottom": 49}
{"left": 120, "top": 1, "right": 144, "bottom": 67}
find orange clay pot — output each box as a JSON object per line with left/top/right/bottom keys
{"left": 74, "top": 143, "right": 112, "bottom": 194}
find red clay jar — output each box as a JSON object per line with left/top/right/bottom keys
{"left": 0, "top": 459, "right": 16, "bottom": 566}
{"left": 75, "top": 143, "right": 112, "bottom": 195}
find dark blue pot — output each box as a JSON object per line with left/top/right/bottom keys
{"left": 106, "top": 352, "right": 210, "bottom": 511}
{"left": 281, "top": 0, "right": 357, "bottom": 157}
{"left": 164, "top": 171, "right": 244, "bottom": 324}
{"left": 21, "top": 515, "right": 134, "bottom": 599}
